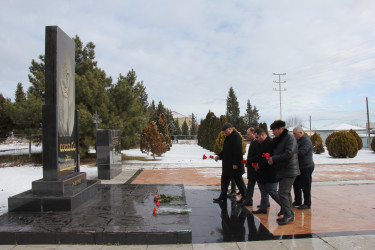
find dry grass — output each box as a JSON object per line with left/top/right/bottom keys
{"left": 122, "top": 154, "right": 160, "bottom": 161}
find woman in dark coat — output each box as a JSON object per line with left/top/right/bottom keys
{"left": 213, "top": 123, "right": 247, "bottom": 203}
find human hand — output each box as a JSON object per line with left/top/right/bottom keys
{"left": 233, "top": 165, "right": 238, "bottom": 170}
{"left": 214, "top": 155, "right": 220, "bottom": 162}
{"left": 267, "top": 157, "right": 273, "bottom": 165}
{"left": 253, "top": 163, "right": 259, "bottom": 171}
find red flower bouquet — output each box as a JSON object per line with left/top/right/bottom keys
{"left": 262, "top": 152, "right": 270, "bottom": 158}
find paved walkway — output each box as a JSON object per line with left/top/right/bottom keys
{"left": 2, "top": 163, "right": 375, "bottom": 249}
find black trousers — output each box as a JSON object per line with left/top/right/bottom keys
{"left": 219, "top": 175, "right": 247, "bottom": 199}
{"left": 243, "top": 172, "right": 256, "bottom": 203}
{"left": 293, "top": 167, "right": 314, "bottom": 206}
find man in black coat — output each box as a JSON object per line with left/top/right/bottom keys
{"left": 240, "top": 127, "right": 258, "bottom": 206}
{"left": 292, "top": 127, "right": 314, "bottom": 209}
{"left": 251, "top": 129, "right": 281, "bottom": 214}
{"left": 267, "top": 120, "right": 300, "bottom": 225}
{"left": 213, "top": 123, "right": 247, "bottom": 203}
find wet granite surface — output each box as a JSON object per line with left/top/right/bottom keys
{"left": 0, "top": 184, "right": 324, "bottom": 245}
{"left": 186, "top": 189, "right": 274, "bottom": 243}
{"left": 0, "top": 184, "right": 191, "bottom": 245}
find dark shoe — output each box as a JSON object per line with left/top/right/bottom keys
{"left": 252, "top": 209, "right": 267, "bottom": 214}
{"left": 298, "top": 204, "right": 311, "bottom": 209}
{"left": 292, "top": 201, "right": 302, "bottom": 207}
{"left": 277, "top": 209, "right": 283, "bottom": 216}
{"left": 278, "top": 215, "right": 293, "bottom": 225}
{"left": 228, "top": 191, "right": 236, "bottom": 197}
{"left": 241, "top": 201, "right": 253, "bottom": 206}
{"left": 213, "top": 197, "right": 226, "bottom": 203}
{"left": 257, "top": 203, "right": 270, "bottom": 208}
{"left": 278, "top": 214, "right": 294, "bottom": 222}
{"left": 236, "top": 198, "right": 245, "bottom": 204}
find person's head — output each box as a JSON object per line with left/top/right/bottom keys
{"left": 246, "top": 127, "right": 255, "bottom": 140}
{"left": 255, "top": 128, "right": 268, "bottom": 143}
{"left": 293, "top": 127, "right": 304, "bottom": 140}
{"left": 270, "top": 120, "right": 286, "bottom": 138}
{"left": 222, "top": 123, "right": 233, "bottom": 137}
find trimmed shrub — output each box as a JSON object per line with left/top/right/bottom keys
{"left": 349, "top": 129, "right": 363, "bottom": 150}
{"left": 326, "top": 131, "right": 358, "bottom": 158}
{"left": 314, "top": 143, "right": 325, "bottom": 154}
{"left": 213, "top": 127, "right": 246, "bottom": 155}
{"left": 371, "top": 137, "right": 375, "bottom": 152}
{"left": 325, "top": 133, "right": 334, "bottom": 148}
{"left": 310, "top": 132, "right": 324, "bottom": 154}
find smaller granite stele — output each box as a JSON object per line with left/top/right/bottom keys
{"left": 97, "top": 129, "right": 122, "bottom": 180}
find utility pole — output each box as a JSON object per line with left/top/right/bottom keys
{"left": 366, "top": 97, "right": 371, "bottom": 147}
{"left": 273, "top": 73, "right": 286, "bottom": 120}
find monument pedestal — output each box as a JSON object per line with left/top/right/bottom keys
{"left": 8, "top": 173, "right": 100, "bottom": 212}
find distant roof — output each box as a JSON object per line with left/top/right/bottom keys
{"left": 318, "top": 123, "right": 366, "bottom": 131}
{"left": 287, "top": 126, "right": 310, "bottom": 131}
{"left": 172, "top": 111, "right": 187, "bottom": 119}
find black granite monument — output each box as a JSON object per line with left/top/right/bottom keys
{"left": 97, "top": 129, "right": 122, "bottom": 179}
{"left": 8, "top": 26, "right": 100, "bottom": 212}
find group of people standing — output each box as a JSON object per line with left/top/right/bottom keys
{"left": 213, "top": 120, "right": 314, "bottom": 226}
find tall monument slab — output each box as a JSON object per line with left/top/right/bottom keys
{"left": 8, "top": 26, "right": 99, "bottom": 212}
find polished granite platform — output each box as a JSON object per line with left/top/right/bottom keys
{"left": 1, "top": 165, "right": 375, "bottom": 246}
{"left": 0, "top": 184, "right": 191, "bottom": 245}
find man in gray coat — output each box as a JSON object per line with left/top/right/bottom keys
{"left": 292, "top": 127, "right": 314, "bottom": 209}
{"left": 267, "top": 120, "right": 300, "bottom": 225}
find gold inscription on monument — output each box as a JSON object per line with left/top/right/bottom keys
{"left": 59, "top": 141, "right": 76, "bottom": 152}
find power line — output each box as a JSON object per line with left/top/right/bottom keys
{"left": 273, "top": 73, "right": 286, "bottom": 120}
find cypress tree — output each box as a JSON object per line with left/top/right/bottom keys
{"left": 182, "top": 120, "right": 189, "bottom": 135}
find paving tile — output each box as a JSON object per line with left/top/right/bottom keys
{"left": 192, "top": 242, "right": 239, "bottom": 250}
{"left": 237, "top": 240, "right": 287, "bottom": 250}
{"left": 322, "top": 235, "right": 375, "bottom": 250}
{"left": 280, "top": 238, "right": 335, "bottom": 250}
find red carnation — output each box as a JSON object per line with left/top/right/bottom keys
{"left": 203, "top": 154, "right": 207, "bottom": 160}
{"left": 153, "top": 208, "right": 158, "bottom": 214}
{"left": 241, "top": 160, "right": 247, "bottom": 164}
{"left": 262, "top": 153, "right": 270, "bottom": 158}
{"left": 251, "top": 163, "right": 257, "bottom": 167}
{"left": 156, "top": 201, "right": 160, "bottom": 206}
{"left": 209, "top": 155, "right": 214, "bottom": 159}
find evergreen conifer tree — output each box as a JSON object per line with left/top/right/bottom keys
{"left": 15, "top": 83, "right": 26, "bottom": 103}
{"left": 140, "top": 121, "right": 167, "bottom": 159}
{"left": 0, "top": 94, "right": 13, "bottom": 141}
{"left": 182, "top": 119, "right": 189, "bottom": 135}
{"left": 226, "top": 87, "right": 241, "bottom": 127}
{"left": 244, "top": 99, "right": 260, "bottom": 128}
{"left": 158, "top": 114, "right": 172, "bottom": 150}
{"left": 190, "top": 113, "right": 198, "bottom": 135}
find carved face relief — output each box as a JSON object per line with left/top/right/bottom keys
{"left": 58, "top": 49, "right": 75, "bottom": 136}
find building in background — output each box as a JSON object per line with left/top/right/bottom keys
{"left": 172, "top": 111, "right": 192, "bottom": 133}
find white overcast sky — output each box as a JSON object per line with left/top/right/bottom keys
{"left": 1, "top": 0, "right": 375, "bottom": 128}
